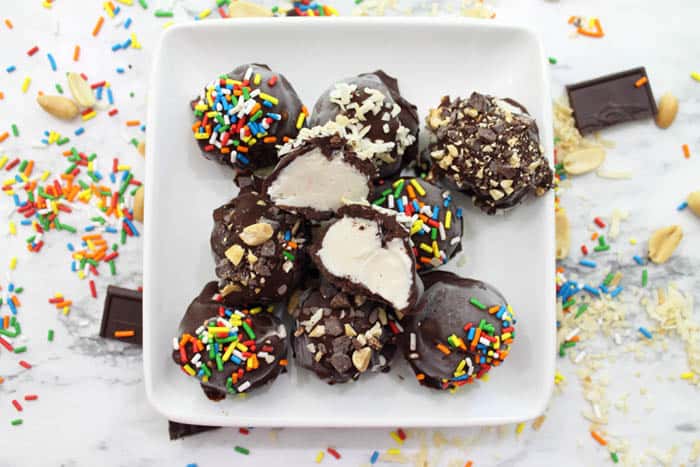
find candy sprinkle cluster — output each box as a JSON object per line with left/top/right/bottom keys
{"left": 372, "top": 178, "right": 462, "bottom": 270}
{"left": 191, "top": 67, "right": 306, "bottom": 168}
{"left": 174, "top": 303, "right": 283, "bottom": 395}
{"left": 411, "top": 300, "right": 515, "bottom": 390}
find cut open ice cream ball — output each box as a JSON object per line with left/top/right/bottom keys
{"left": 264, "top": 135, "right": 374, "bottom": 221}
{"left": 311, "top": 204, "right": 421, "bottom": 314}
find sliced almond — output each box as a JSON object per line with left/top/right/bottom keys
{"left": 648, "top": 225, "right": 683, "bottom": 264}
{"left": 239, "top": 222, "right": 274, "bottom": 246}
{"left": 352, "top": 347, "right": 372, "bottom": 372}
{"left": 225, "top": 244, "right": 245, "bottom": 266}
{"left": 133, "top": 186, "right": 144, "bottom": 222}
{"left": 37, "top": 95, "right": 80, "bottom": 120}
{"left": 555, "top": 209, "right": 570, "bottom": 260}
{"left": 308, "top": 324, "right": 326, "bottom": 338}
{"left": 137, "top": 141, "right": 145, "bottom": 157}
{"left": 67, "top": 72, "right": 96, "bottom": 107}
{"left": 655, "top": 93, "right": 678, "bottom": 129}
{"left": 563, "top": 147, "right": 606, "bottom": 175}
{"left": 687, "top": 190, "right": 700, "bottom": 217}
{"left": 229, "top": 1, "right": 273, "bottom": 17}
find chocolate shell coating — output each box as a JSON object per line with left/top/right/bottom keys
{"left": 422, "top": 92, "right": 553, "bottom": 214}
{"left": 310, "top": 204, "right": 421, "bottom": 314}
{"left": 190, "top": 63, "right": 306, "bottom": 174}
{"left": 307, "top": 70, "right": 419, "bottom": 179}
{"left": 211, "top": 190, "right": 310, "bottom": 305}
{"left": 172, "top": 281, "right": 288, "bottom": 400}
{"left": 401, "top": 271, "right": 516, "bottom": 391}
{"left": 262, "top": 135, "right": 375, "bottom": 221}
{"left": 371, "top": 177, "right": 463, "bottom": 272}
{"left": 290, "top": 281, "right": 400, "bottom": 384}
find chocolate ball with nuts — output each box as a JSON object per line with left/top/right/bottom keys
{"left": 422, "top": 92, "right": 553, "bottom": 214}
{"left": 290, "top": 280, "right": 402, "bottom": 384}
{"left": 210, "top": 190, "right": 311, "bottom": 305}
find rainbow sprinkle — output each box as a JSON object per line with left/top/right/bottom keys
{"left": 191, "top": 66, "right": 305, "bottom": 168}
{"left": 372, "top": 178, "right": 462, "bottom": 271}
{"left": 174, "top": 303, "right": 280, "bottom": 395}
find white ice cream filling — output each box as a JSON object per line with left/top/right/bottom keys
{"left": 318, "top": 216, "right": 413, "bottom": 309}
{"left": 267, "top": 148, "right": 369, "bottom": 212}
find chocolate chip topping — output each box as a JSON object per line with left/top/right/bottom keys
{"left": 423, "top": 92, "right": 554, "bottom": 214}
{"left": 210, "top": 190, "right": 310, "bottom": 305}
{"left": 291, "top": 281, "right": 400, "bottom": 384}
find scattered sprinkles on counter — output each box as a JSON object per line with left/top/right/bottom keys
{"left": 568, "top": 15, "right": 605, "bottom": 38}
{"left": 553, "top": 73, "right": 700, "bottom": 464}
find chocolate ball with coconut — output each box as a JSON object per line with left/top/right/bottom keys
{"left": 401, "top": 271, "right": 516, "bottom": 391}
{"left": 310, "top": 204, "right": 421, "bottom": 315}
{"left": 422, "top": 92, "right": 553, "bottom": 214}
{"left": 283, "top": 70, "right": 418, "bottom": 179}
{"left": 290, "top": 280, "right": 402, "bottom": 384}
{"left": 190, "top": 63, "right": 307, "bottom": 175}
{"left": 211, "top": 190, "right": 310, "bottom": 305}
{"left": 371, "top": 177, "right": 463, "bottom": 272}
{"left": 172, "top": 281, "right": 288, "bottom": 401}
{"left": 263, "top": 135, "right": 375, "bottom": 221}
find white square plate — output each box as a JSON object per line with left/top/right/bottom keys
{"left": 144, "top": 17, "right": 555, "bottom": 427}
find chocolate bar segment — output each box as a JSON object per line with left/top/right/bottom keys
{"left": 566, "top": 67, "right": 657, "bottom": 134}
{"left": 99, "top": 285, "right": 142, "bottom": 345}
{"left": 168, "top": 421, "right": 220, "bottom": 440}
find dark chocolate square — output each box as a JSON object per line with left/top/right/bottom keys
{"left": 99, "top": 285, "right": 143, "bottom": 345}
{"left": 566, "top": 67, "right": 657, "bottom": 134}
{"left": 168, "top": 421, "right": 220, "bottom": 440}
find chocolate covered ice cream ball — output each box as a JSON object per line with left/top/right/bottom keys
{"left": 190, "top": 63, "right": 307, "bottom": 174}
{"left": 290, "top": 281, "right": 402, "bottom": 384}
{"left": 401, "top": 271, "right": 516, "bottom": 391}
{"left": 423, "top": 92, "right": 553, "bottom": 214}
{"left": 172, "top": 281, "right": 288, "bottom": 400}
{"left": 211, "top": 190, "right": 310, "bottom": 305}
{"left": 310, "top": 204, "right": 421, "bottom": 315}
{"left": 371, "top": 177, "right": 463, "bottom": 272}
{"left": 282, "top": 70, "right": 418, "bottom": 179}
{"left": 263, "top": 135, "right": 375, "bottom": 221}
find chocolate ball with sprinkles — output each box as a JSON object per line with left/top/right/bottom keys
{"left": 283, "top": 70, "right": 418, "bottom": 179}
{"left": 423, "top": 92, "right": 553, "bottom": 214}
{"left": 290, "top": 280, "right": 402, "bottom": 384}
{"left": 211, "top": 189, "right": 310, "bottom": 305}
{"left": 263, "top": 134, "right": 376, "bottom": 221}
{"left": 371, "top": 177, "right": 463, "bottom": 272}
{"left": 310, "top": 204, "right": 421, "bottom": 315}
{"left": 401, "top": 271, "right": 516, "bottom": 391}
{"left": 172, "top": 281, "right": 288, "bottom": 401}
{"left": 190, "top": 63, "right": 307, "bottom": 175}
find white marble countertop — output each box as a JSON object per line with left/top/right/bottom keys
{"left": 1, "top": 0, "right": 699, "bottom": 466}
